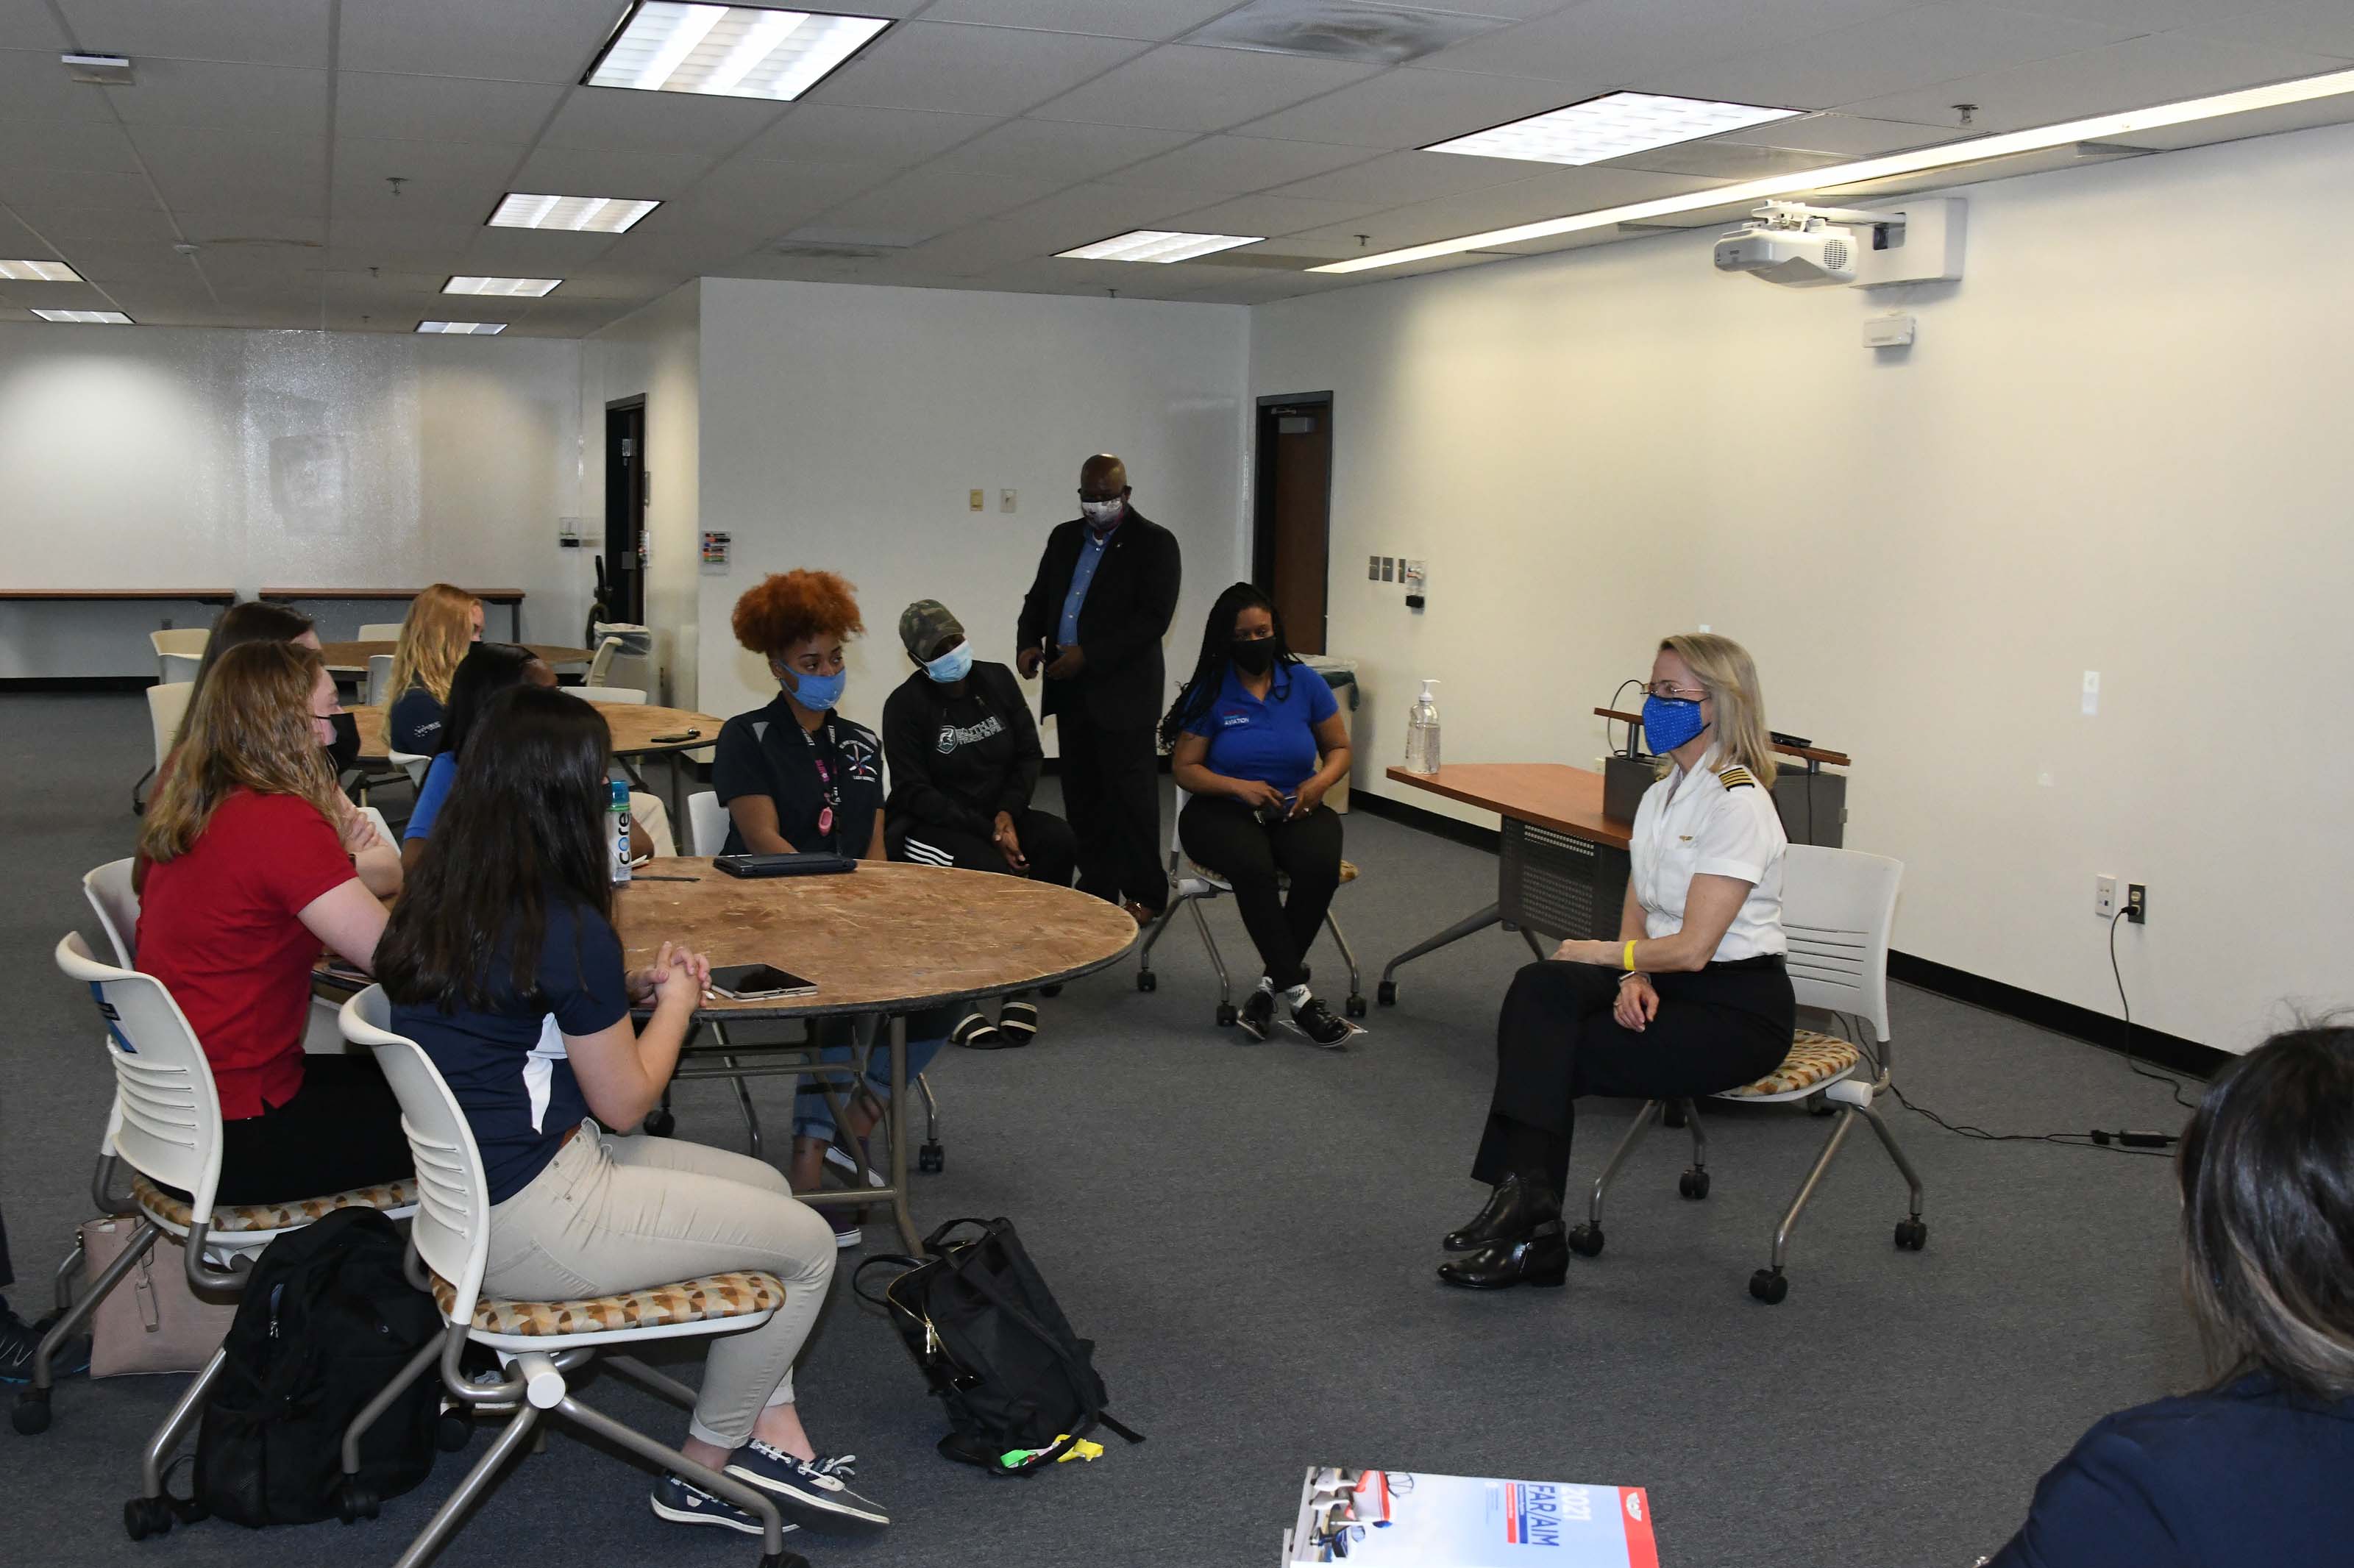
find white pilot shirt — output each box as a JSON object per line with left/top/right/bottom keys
{"left": 1629, "top": 746, "right": 1788, "bottom": 962}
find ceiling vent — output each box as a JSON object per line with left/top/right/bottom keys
{"left": 62, "top": 53, "right": 134, "bottom": 85}
{"left": 1181, "top": 1, "right": 1505, "bottom": 65}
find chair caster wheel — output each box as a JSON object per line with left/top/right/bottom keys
{"left": 1678, "top": 1168, "right": 1710, "bottom": 1200}
{"left": 1566, "top": 1224, "right": 1604, "bottom": 1258}
{"left": 1894, "top": 1218, "right": 1927, "bottom": 1251}
{"left": 1136, "top": 971, "right": 1157, "bottom": 993}
{"left": 1375, "top": 980, "right": 1397, "bottom": 1007}
{"left": 1749, "top": 1268, "right": 1789, "bottom": 1305}
{"left": 919, "top": 1141, "right": 945, "bottom": 1174}
{"left": 332, "top": 1477, "right": 380, "bottom": 1524}
{"left": 13, "top": 1389, "right": 51, "bottom": 1434}
{"left": 1215, "top": 1002, "right": 1238, "bottom": 1027}
{"left": 435, "top": 1408, "right": 473, "bottom": 1451}
{"left": 124, "top": 1496, "right": 174, "bottom": 1540}
{"left": 644, "top": 1108, "right": 676, "bottom": 1138}
{"left": 1662, "top": 1102, "right": 1687, "bottom": 1129}
{"left": 1345, "top": 994, "right": 1368, "bottom": 1019}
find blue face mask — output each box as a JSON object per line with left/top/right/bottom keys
{"left": 923, "top": 643, "right": 973, "bottom": 684}
{"left": 780, "top": 663, "right": 847, "bottom": 713}
{"left": 1641, "top": 692, "right": 1710, "bottom": 755}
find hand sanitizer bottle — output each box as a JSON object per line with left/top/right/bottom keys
{"left": 1403, "top": 680, "right": 1442, "bottom": 775}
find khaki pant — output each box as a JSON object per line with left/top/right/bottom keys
{"left": 484, "top": 1123, "right": 836, "bottom": 1448}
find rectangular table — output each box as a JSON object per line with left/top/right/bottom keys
{"left": 0, "top": 589, "right": 236, "bottom": 603}
{"left": 261, "top": 587, "right": 525, "bottom": 639}
{"left": 1377, "top": 763, "right": 1634, "bottom": 1004}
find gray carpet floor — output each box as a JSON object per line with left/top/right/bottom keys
{"left": 0, "top": 691, "right": 2211, "bottom": 1568}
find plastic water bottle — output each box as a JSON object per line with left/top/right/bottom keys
{"left": 1403, "top": 679, "right": 1442, "bottom": 774}
{"left": 609, "top": 780, "right": 633, "bottom": 885}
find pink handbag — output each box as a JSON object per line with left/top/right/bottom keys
{"left": 81, "top": 1216, "right": 238, "bottom": 1378}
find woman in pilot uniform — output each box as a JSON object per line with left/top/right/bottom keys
{"left": 1439, "top": 632, "right": 1796, "bottom": 1291}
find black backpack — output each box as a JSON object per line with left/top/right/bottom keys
{"left": 191, "top": 1207, "right": 443, "bottom": 1528}
{"left": 856, "top": 1216, "right": 1142, "bottom": 1475}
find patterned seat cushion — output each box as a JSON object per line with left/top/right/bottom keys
{"left": 1718, "top": 1030, "right": 1861, "bottom": 1099}
{"left": 433, "top": 1271, "right": 787, "bottom": 1337}
{"left": 132, "top": 1172, "right": 418, "bottom": 1234}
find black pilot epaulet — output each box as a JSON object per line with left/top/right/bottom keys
{"left": 1717, "top": 766, "right": 1757, "bottom": 791}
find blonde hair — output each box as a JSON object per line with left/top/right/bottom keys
{"left": 1660, "top": 632, "right": 1777, "bottom": 790}
{"left": 387, "top": 583, "right": 480, "bottom": 706}
{"left": 141, "top": 641, "right": 344, "bottom": 863}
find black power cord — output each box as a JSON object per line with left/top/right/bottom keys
{"left": 1605, "top": 677, "right": 1642, "bottom": 756}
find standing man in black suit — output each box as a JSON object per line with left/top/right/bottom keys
{"left": 1017, "top": 452, "right": 1182, "bottom": 925}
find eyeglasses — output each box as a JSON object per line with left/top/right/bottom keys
{"left": 1643, "top": 680, "right": 1706, "bottom": 701}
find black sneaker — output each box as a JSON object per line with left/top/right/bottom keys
{"left": 1288, "top": 996, "right": 1355, "bottom": 1049}
{"left": 725, "top": 1443, "right": 890, "bottom": 1525}
{"left": 824, "top": 1206, "right": 863, "bottom": 1250}
{"left": 650, "top": 1472, "right": 778, "bottom": 1536}
{"left": 1238, "top": 987, "right": 1274, "bottom": 1041}
{"left": 0, "top": 1302, "right": 86, "bottom": 1386}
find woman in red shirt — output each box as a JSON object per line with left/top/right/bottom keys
{"left": 136, "top": 641, "right": 412, "bottom": 1203}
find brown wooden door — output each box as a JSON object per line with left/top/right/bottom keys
{"left": 1254, "top": 396, "right": 1332, "bottom": 655}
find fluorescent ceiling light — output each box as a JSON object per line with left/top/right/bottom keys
{"left": 488, "top": 193, "right": 661, "bottom": 233}
{"left": 33, "top": 309, "right": 132, "bottom": 323}
{"left": 0, "top": 260, "right": 84, "bottom": 282}
{"left": 584, "top": 4, "right": 891, "bottom": 100}
{"left": 444, "top": 276, "right": 561, "bottom": 296}
{"left": 1427, "top": 91, "right": 1802, "bottom": 167}
{"left": 1058, "top": 229, "right": 1264, "bottom": 263}
{"left": 1320, "top": 65, "right": 2354, "bottom": 274}
{"left": 416, "top": 321, "right": 508, "bottom": 334}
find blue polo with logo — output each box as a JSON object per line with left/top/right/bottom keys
{"left": 1183, "top": 662, "right": 1337, "bottom": 794}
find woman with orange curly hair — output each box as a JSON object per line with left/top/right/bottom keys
{"left": 716, "top": 570, "right": 950, "bottom": 1246}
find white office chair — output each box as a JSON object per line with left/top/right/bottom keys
{"left": 26, "top": 938, "right": 417, "bottom": 1494}
{"left": 1134, "top": 785, "right": 1365, "bottom": 1026}
{"left": 84, "top": 858, "right": 140, "bottom": 966}
{"left": 583, "top": 635, "right": 625, "bottom": 688}
{"left": 363, "top": 654, "right": 396, "bottom": 709}
{"left": 338, "top": 990, "right": 801, "bottom": 1568}
{"left": 686, "top": 791, "right": 729, "bottom": 857}
{"left": 149, "top": 627, "right": 207, "bottom": 685}
{"left": 1569, "top": 844, "right": 1924, "bottom": 1305}
{"left": 133, "top": 681, "right": 194, "bottom": 816}
{"left": 356, "top": 621, "right": 404, "bottom": 642}
{"left": 385, "top": 749, "right": 433, "bottom": 791}
{"left": 575, "top": 685, "right": 647, "bottom": 705}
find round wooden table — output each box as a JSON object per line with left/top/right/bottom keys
{"left": 618, "top": 860, "right": 1139, "bottom": 1250}
{"left": 348, "top": 702, "right": 722, "bottom": 764}
{"left": 319, "top": 640, "right": 597, "bottom": 673}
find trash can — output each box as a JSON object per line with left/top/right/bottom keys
{"left": 1298, "top": 656, "right": 1358, "bottom": 814}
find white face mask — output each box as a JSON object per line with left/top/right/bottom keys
{"left": 1079, "top": 498, "right": 1123, "bottom": 526}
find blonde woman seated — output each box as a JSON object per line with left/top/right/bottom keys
{"left": 386, "top": 582, "right": 482, "bottom": 755}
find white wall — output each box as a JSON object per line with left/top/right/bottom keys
{"left": 1251, "top": 120, "right": 2354, "bottom": 1053}
{"left": 0, "top": 324, "right": 587, "bottom": 676}
{"left": 583, "top": 282, "right": 702, "bottom": 705}
{"left": 692, "top": 277, "right": 1249, "bottom": 739}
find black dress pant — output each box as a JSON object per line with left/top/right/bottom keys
{"left": 893, "top": 807, "right": 1078, "bottom": 888}
{"left": 1178, "top": 794, "right": 1344, "bottom": 991}
{"left": 213, "top": 1054, "right": 416, "bottom": 1205}
{"left": 1473, "top": 958, "right": 1795, "bottom": 1197}
{"left": 1057, "top": 709, "right": 1164, "bottom": 913}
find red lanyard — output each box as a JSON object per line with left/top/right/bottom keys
{"left": 801, "top": 721, "right": 842, "bottom": 839}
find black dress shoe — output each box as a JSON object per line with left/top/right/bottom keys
{"left": 1437, "top": 1224, "right": 1570, "bottom": 1291}
{"left": 1443, "top": 1174, "right": 1560, "bottom": 1253}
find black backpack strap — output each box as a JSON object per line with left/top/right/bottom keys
{"left": 920, "top": 1216, "right": 999, "bottom": 1256}
{"left": 1094, "top": 1412, "right": 1147, "bottom": 1445}
{"left": 850, "top": 1254, "right": 924, "bottom": 1311}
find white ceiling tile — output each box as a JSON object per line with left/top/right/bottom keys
{"left": 972, "top": 254, "right": 1237, "bottom": 297}
{"left": 0, "top": 118, "right": 143, "bottom": 174}
{"left": 326, "top": 216, "right": 484, "bottom": 260}
{"left": 918, "top": 0, "right": 1240, "bottom": 38}
{"left": 454, "top": 226, "right": 622, "bottom": 271}
{"left": 100, "top": 58, "right": 330, "bottom": 136}
{"left": 175, "top": 212, "right": 330, "bottom": 245}
{"left": 555, "top": 269, "right": 696, "bottom": 299}
{"left": 1028, "top": 43, "right": 1386, "bottom": 132}
{"left": 35, "top": 252, "right": 190, "bottom": 285}
{"left": 1643, "top": 5, "right": 2142, "bottom": 110}
{"left": 594, "top": 224, "right": 767, "bottom": 271}
{"left": 1836, "top": 32, "right": 2353, "bottom": 132}
{"left": 2183, "top": 1, "right": 2354, "bottom": 60}
{"left": 737, "top": 104, "right": 1000, "bottom": 164}
{"left": 1094, "top": 132, "right": 1379, "bottom": 194}
{"left": 898, "top": 220, "right": 1062, "bottom": 277}
{"left": 1169, "top": 190, "right": 1398, "bottom": 235}
{"left": 1942, "top": 0, "right": 2269, "bottom": 26}
{"left": 331, "top": 139, "right": 519, "bottom": 225}
{"left": 55, "top": 0, "right": 333, "bottom": 68}
{"left": 0, "top": 168, "right": 162, "bottom": 212}
{"left": 0, "top": 47, "right": 127, "bottom": 122}
{"left": 538, "top": 83, "right": 784, "bottom": 156}
{"left": 1415, "top": 0, "right": 1927, "bottom": 85}
{"left": 1718, "top": 111, "right": 1983, "bottom": 154}
{"left": 338, "top": 0, "right": 651, "bottom": 83}
{"left": 808, "top": 21, "right": 1151, "bottom": 116}
{"left": 11, "top": 207, "right": 185, "bottom": 243}
{"left": 671, "top": 156, "right": 896, "bottom": 232}
{"left": 1235, "top": 65, "right": 1596, "bottom": 149}
{"left": 1262, "top": 146, "right": 1540, "bottom": 204}
{"left": 338, "top": 72, "right": 568, "bottom": 146}
{"left": 989, "top": 179, "right": 1206, "bottom": 242}
{"left": 129, "top": 128, "right": 328, "bottom": 215}
{"left": 785, "top": 168, "right": 1069, "bottom": 246}
{"left": 927, "top": 118, "right": 1198, "bottom": 182}
{"left": 509, "top": 143, "right": 718, "bottom": 200}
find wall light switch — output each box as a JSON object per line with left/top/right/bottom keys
{"left": 969, "top": 489, "right": 984, "bottom": 512}
{"left": 2081, "top": 670, "right": 2099, "bottom": 715}
{"left": 1368, "top": 555, "right": 1380, "bottom": 580}
{"left": 999, "top": 488, "right": 1017, "bottom": 513}
{"left": 1379, "top": 557, "right": 1394, "bottom": 582}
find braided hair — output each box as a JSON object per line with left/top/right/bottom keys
{"left": 1159, "top": 581, "right": 1300, "bottom": 749}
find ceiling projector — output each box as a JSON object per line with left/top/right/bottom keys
{"left": 1714, "top": 205, "right": 1857, "bottom": 287}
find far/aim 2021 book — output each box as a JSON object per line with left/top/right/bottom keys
{"left": 1281, "top": 1466, "right": 1657, "bottom": 1567}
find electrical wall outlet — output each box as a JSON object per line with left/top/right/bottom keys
{"left": 2125, "top": 883, "right": 2147, "bottom": 924}
{"left": 999, "top": 488, "right": 1016, "bottom": 513}
{"left": 2095, "top": 874, "right": 2117, "bottom": 919}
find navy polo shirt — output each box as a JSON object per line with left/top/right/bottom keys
{"left": 1183, "top": 663, "right": 1337, "bottom": 794}
{"left": 711, "top": 695, "right": 884, "bottom": 857}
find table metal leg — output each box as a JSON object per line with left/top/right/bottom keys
{"left": 1379, "top": 901, "right": 1502, "bottom": 990}
{"left": 886, "top": 1014, "right": 917, "bottom": 1253}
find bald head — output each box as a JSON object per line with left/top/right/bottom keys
{"left": 1079, "top": 454, "right": 1128, "bottom": 496}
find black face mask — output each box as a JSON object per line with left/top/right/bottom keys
{"left": 1231, "top": 638, "right": 1276, "bottom": 676}
{"left": 323, "top": 710, "right": 361, "bottom": 775}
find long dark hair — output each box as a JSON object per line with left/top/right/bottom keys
{"left": 377, "top": 687, "right": 616, "bottom": 1012}
{"left": 1159, "top": 581, "right": 1298, "bottom": 749}
{"left": 178, "top": 602, "right": 316, "bottom": 746}
{"left": 436, "top": 642, "right": 541, "bottom": 759}
{"left": 2178, "top": 1022, "right": 2354, "bottom": 1404}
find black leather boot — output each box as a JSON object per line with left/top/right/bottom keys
{"left": 1443, "top": 1174, "right": 1560, "bottom": 1252}
{"left": 1437, "top": 1222, "right": 1571, "bottom": 1290}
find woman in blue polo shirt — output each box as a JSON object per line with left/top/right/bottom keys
{"left": 1162, "top": 582, "right": 1354, "bottom": 1047}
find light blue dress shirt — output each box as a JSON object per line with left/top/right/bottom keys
{"left": 1058, "top": 521, "right": 1119, "bottom": 646}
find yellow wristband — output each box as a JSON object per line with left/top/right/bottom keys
{"left": 1623, "top": 939, "right": 1638, "bottom": 972}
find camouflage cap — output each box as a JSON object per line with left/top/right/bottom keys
{"left": 897, "top": 599, "right": 964, "bottom": 660}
